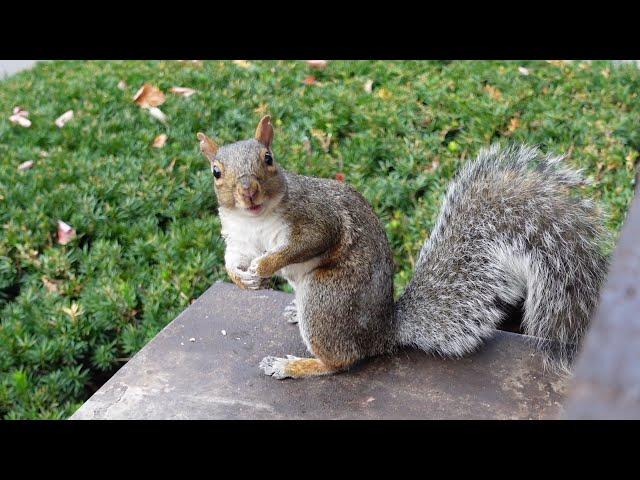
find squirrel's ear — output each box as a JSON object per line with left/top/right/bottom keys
{"left": 197, "top": 132, "right": 218, "bottom": 161}
{"left": 255, "top": 115, "right": 274, "bottom": 148}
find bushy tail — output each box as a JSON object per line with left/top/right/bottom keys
{"left": 394, "top": 144, "right": 610, "bottom": 372}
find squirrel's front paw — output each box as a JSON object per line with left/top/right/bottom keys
{"left": 259, "top": 355, "right": 299, "bottom": 380}
{"left": 233, "top": 265, "right": 265, "bottom": 290}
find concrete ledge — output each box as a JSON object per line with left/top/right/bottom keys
{"left": 71, "top": 282, "right": 567, "bottom": 420}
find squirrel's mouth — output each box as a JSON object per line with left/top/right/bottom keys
{"left": 246, "top": 203, "right": 264, "bottom": 215}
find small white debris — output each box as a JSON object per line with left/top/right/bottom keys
{"left": 180, "top": 342, "right": 184, "bottom": 346}
{"left": 235, "top": 337, "right": 241, "bottom": 341}
{"left": 17, "top": 160, "right": 34, "bottom": 171}
{"left": 518, "top": 66, "right": 530, "bottom": 76}
{"left": 117, "top": 80, "right": 127, "bottom": 90}
{"left": 55, "top": 110, "right": 74, "bottom": 128}
{"left": 189, "top": 337, "right": 196, "bottom": 342}
{"left": 364, "top": 79, "right": 374, "bottom": 93}
{"left": 9, "top": 107, "right": 31, "bottom": 127}
{"left": 147, "top": 106, "right": 167, "bottom": 124}
{"left": 221, "top": 330, "right": 227, "bottom": 336}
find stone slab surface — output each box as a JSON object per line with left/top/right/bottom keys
{"left": 565, "top": 190, "right": 640, "bottom": 419}
{"left": 71, "top": 282, "right": 567, "bottom": 420}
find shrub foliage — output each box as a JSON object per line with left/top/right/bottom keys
{"left": 0, "top": 60, "right": 638, "bottom": 418}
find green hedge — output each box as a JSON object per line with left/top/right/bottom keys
{"left": 0, "top": 60, "right": 638, "bottom": 418}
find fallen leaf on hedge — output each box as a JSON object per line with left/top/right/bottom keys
{"left": 376, "top": 87, "right": 392, "bottom": 99}
{"left": 117, "top": 80, "right": 127, "bottom": 90}
{"left": 546, "top": 60, "right": 566, "bottom": 67}
{"left": 17, "top": 160, "right": 34, "bottom": 171}
{"left": 62, "top": 303, "right": 82, "bottom": 319}
{"left": 335, "top": 172, "right": 345, "bottom": 182}
{"left": 55, "top": 110, "right": 74, "bottom": 128}
{"left": 133, "top": 83, "right": 165, "bottom": 108}
{"left": 303, "top": 75, "right": 317, "bottom": 86}
{"left": 364, "top": 79, "right": 374, "bottom": 93}
{"left": 311, "top": 129, "right": 331, "bottom": 152}
{"left": 483, "top": 84, "right": 502, "bottom": 100}
{"left": 254, "top": 103, "right": 269, "bottom": 115}
{"left": 9, "top": 107, "right": 31, "bottom": 127}
{"left": 147, "top": 107, "right": 167, "bottom": 124}
{"left": 57, "top": 220, "right": 76, "bottom": 245}
{"left": 601, "top": 68, "right": 610, "bottom": 78}
{"left": 39, "top": 150, "right": 49, "bottom": 158}
{"left": 232, "top": 60, "right": 253, "bottom": 69}
{"left": 170, "top": 86, "right": 197, "bottom": 97}
{"left": 178, "top": 60, "right": 203, "bottom": 67}
{"left": 42, "top": 276, "right": 60, "bottom": 293}
{"left": 302, "top": 138, "right": 312, "bottom": 154}
{"left": 503, "top": 117, "right": 520, "bottom": 136}
{"left": 306, "top": 60, "right": 328, "bottom": 70}
{"left": 152, "top": 133, "right": 167, "bottom": 148}
{"left": 518, "top": 66, "right": 530, "bottom": 76}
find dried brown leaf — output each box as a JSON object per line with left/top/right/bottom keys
{"left": 232, "top": 60, "right": 253, "bottom": 69}
{"left": 254, "top": 103, "right": 269, "bottom": 115}
{"left": 42, "top": 276, "right": 60, "bottom": 294}
{"left": 311, "top": 129, "right": 332, "bottom": 152}
{"left": 335, "top": 172, "right": 345, "bottom": 182}
{"left": 483, "top": 84, "right": 502, "bottom": 100}
{"left": 303, "top": 75, "right": 317, "bottom": 86}
{"left": 152, "top": 133, "right": 167, "bottom": 148}
{"left": 306, "top": 60, "right": 328, "bottom": 70}
{"left": 133, "top": 83, "right": 166, "bottom": 108}
{"left": 376, "top": 87, "right": 392, "bottom": 99}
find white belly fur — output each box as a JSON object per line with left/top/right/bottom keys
{"left": 219, "top": 208, "right": 322, "bottom": 288}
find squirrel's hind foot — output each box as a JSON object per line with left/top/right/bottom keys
{"left": 283, "top": 301, "right": 298, "bottom": 324}
{"left": 259, "top": 355, "right": 336, "bottom": 379}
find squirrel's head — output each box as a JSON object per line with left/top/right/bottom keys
{"left": 197, "top": 115, "right": 286, "bottom": 217}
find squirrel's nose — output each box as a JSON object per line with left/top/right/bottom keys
{"left": 239, "top": 180, "right": 259, "bottom": 202}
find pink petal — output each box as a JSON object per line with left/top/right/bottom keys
{"left": 57, "top": 220, "right": 76, "bottom": 245}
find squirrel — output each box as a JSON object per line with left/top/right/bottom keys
{"left": 197, "top": 115, "right": 609, "bottom": 379}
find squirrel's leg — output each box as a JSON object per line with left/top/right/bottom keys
{"left": 259, "top": 354, "right": 350, "bottom": 380}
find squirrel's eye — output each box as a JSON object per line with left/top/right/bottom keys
{"left": 212, "top": 165, "right": 222, "bottom": 179}
{"left": 264, "top": 152, "right": 273, "bottom": 166}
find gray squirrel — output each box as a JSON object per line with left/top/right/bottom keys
{"left": 197, "top": 115, "right": 609, "bottom": 379}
